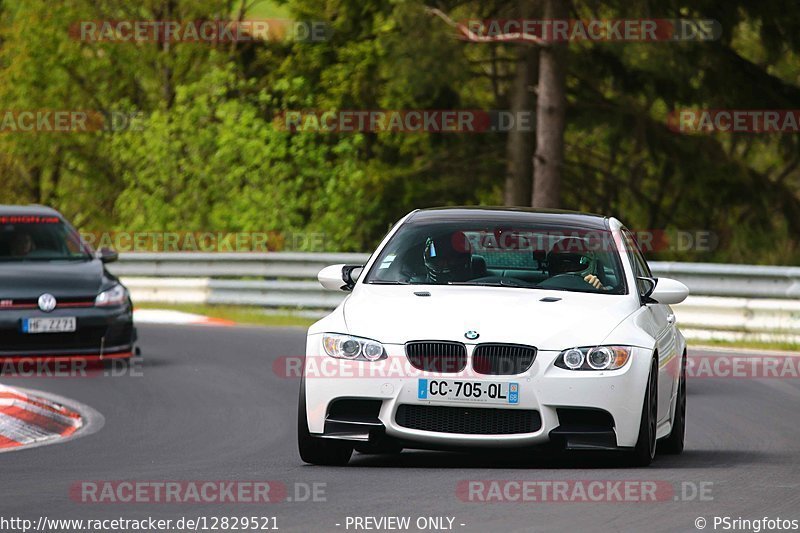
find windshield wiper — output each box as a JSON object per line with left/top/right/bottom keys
{"left": 367, "top": 280, "right": 411, "bottom": 285}
{"left": 448, "top": 279, "right": 536, "bottom": 288}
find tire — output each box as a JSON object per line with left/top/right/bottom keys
{"left": 297, "top": 379, "right": 353, "bottom": 466}
{"left": 659, "top": 352, "right": 686, "bottom": 455}
{"left": 629, "top": 356, "right": 658, "bottom": 466}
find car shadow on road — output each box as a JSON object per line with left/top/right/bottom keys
{"left": 652, "top": 449, "right": 786, "bottom": 469}
{"left": 347, "top": 448, "right": 777, "bottom": 470}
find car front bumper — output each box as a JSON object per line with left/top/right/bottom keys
{"left": 303, "top": 335, "right": 652, "bottom": 449}
{"left": 0, "top": 305, "right": 135, "bottom": 359}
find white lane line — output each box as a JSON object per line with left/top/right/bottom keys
{"left": 133, "top": 309, "right": 234, "bottom": 326}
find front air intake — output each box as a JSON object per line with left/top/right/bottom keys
{"left": 395, "top": 404, "right": 541, "bottom": 435}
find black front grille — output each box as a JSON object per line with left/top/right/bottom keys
{"left": 405, "top": 341, "right": 467, "bottom": 373}
{"left": 0, "top": 323, "right": 132, "bottom": 354}
{"left": 395, "top": 404, "right": 541, "bottom": 435}
{"left": 0, "top": 297, "right": 96, "bottom": 311}
{"left": 472, "top": 343, "right": 537, "bottom": 375}
{"left": 0, "top": 326, "right": 105, "bottom": 352}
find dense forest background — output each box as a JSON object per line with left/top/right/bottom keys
{"left": 1, "top": 0, "right": 799, "bottom": 263}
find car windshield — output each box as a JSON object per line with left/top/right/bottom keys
{"left": 364, "top": 219, "right": 627, "bottom": 295}
{"left": 0, "top": 214, "right": 91, "bottom": 262}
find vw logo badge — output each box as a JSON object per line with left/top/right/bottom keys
{"left": 465, "top": 330, "right": 479, "bottom": 340}
{"left": 38, "top": 293, "right": 57, "bottom": 313}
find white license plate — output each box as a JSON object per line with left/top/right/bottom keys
{"left": 417, "top": 379, "right": 520, "bottom": 405}
{"left": 22, "top": 317, "right": 77, "bottom": 334}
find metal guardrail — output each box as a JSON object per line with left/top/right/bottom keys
{"left": 111, "top": 253, "right": 800, "bottom": 342}
{"left": 649, "top": 262, "right": 800, "bottom": 299}
{"left": 111, "top": 253, "right": 800, "bottom": 298}
{"left": 110, "top": 252, "right": 370, "bottom": 279}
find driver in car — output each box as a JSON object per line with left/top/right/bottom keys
{"left": 423, "top": 234, "right": 473, "bottom": 283}
{"left": 9, "top": 231, "right": 35, "bottom": 258}
{"left": 547, "top": 237, "right": 607, "bottom": 290}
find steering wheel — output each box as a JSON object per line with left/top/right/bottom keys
{"left": 537, "top": 273, "right": 599, "bottom": 291}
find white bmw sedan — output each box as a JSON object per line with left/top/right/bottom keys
{"left": 298, "top": 207, "right": 689, "bottom": 466}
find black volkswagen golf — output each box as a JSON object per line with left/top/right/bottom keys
{"left": 0, "top": 205, "right": 136, "bottom": 361}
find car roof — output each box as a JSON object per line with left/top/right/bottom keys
{"left": 408, "top": 207, "right": 610, "bottom": 230}
{"left": 0, "top": 205, "right": 63, "bottom": 218}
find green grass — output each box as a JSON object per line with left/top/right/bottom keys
{"left": 244, "top": 0, "right": 291, "bottom": 19}
{"left": 692, "top": 338, "right": 800, "bottom": 353}
{"left": 135, "top": 303, "right": 317, "bottom": 328}
{"left": 135, "top": 303, "right": 800, "bottom": 352}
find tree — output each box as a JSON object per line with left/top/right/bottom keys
{"left": 531, "top": 0, "right": 566, "bottom": 208}
{"left": 503, "top": 3, "right": 538, "bottom": 207}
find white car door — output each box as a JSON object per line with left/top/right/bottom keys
{"left": 622, "top": 229, "right": 679, "bottom": 424}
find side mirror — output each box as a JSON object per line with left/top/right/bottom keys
{"left": 96, "top": 247, "right": 119, "bottom": 264}
{"left": 641, "top": 277, "right": 689, "bottom": 305}
{"left": 637, "top": 276, "right": 657, "bottom": 303}
{"left": 318, "top": 264, "right": 364, "bottom": 291}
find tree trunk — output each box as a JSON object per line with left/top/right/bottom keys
{"left": 503, "top": 43, "right": 538, "bottom": 206}
{"left": 159, "top": 0, "right": 177, "bottom": 107}
{"left": 532, "top": 0, "right": 567, "bottom": 208}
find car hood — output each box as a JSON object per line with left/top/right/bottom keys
{"left": 343, "top": 285, "right": 639, "bottom": 350}
{"left": 0, "top": 260, "right": 106, "bottom": 299}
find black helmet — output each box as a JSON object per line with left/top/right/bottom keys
{"left": 548, "top": 237, "right": 596, "bottom": 277}
{"left": 423, "top": 233, "right": 472, "bottom": 283}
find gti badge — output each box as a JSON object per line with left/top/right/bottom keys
{"left": 38, "top": 293, "right": 57, "bottom": 313}
{"left": 465, "top": 330, "right": 479, "bottom": 340}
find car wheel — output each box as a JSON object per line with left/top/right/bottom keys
{"left": 629, "top": 356, "right": 658, "bottom": 466}
{"left": 297, "top": 379, "right": 353, "bottom": 466}
{"left": 659, "top": 352, "right": 686, "bottom": 455}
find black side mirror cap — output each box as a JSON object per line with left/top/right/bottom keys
{"left": 341, "top": 265, "right": 364, "bottom": 291}
{"left": 97, "top": 247, "right": 119, "bottom": 264}
{"left": 637, "top": 276, "right": 658, "bottom": 304}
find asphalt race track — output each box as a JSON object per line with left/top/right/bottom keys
{"left": 2, "top": 323, "right": 800, "bottom": 532}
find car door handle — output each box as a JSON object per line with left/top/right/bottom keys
{"left": 667, "top": 313, "right": 676, "bottom": 324}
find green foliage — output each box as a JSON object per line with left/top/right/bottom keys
{"left": 1, "top": 0, "right": 799, "bottom": 261}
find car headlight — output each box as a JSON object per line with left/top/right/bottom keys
{"left": 555, "top": 346, "right": 632, "bottom": 371}
{"left": 95, "top": 284, "right": 128, "bottom": 307}
{"left": 322, "top": 333, "right": 387, "bottom": 362}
